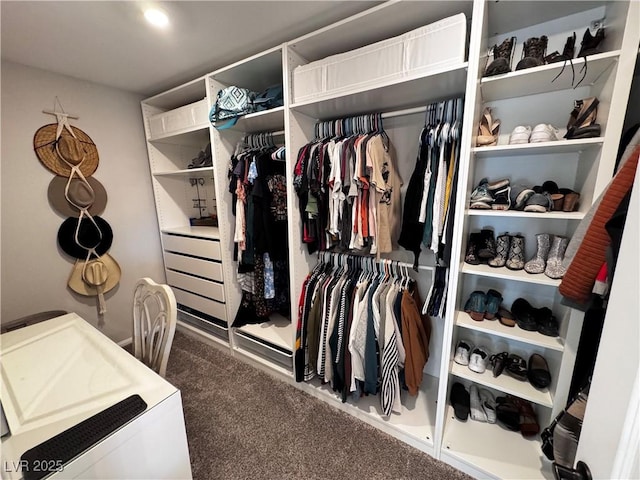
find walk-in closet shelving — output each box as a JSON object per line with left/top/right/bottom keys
{"left": 139, "top": 1, "right": 639, "bottom": 478}
{"left": 438, "top": 1, "right": 639, "bottom": 478}
{"left": 206, "top": 45, "right": 295, "bottom": 374}
{"left": 142, "top": 77, "right": 228, "bottom": 345}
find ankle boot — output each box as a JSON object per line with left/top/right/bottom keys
{"left": 516, "top": 36, "right": 548, "bottom": 70}
{"left": 465, "top": 233, "right": 482, "bottom": 265}
{"left": 524, "top": 233, "right": 551, "bottom": 274}
{"left": 478, "top": 229, "right": 497, "bottom": 261}
{"left": 545, "top": 235, "right": 569, "bottom": 279}
{"left": 489, "top": 234, "right": 511, "bottom": 268}
{"left": 505, "top": 235, "right": 525, "bottom": 270}
{"left": 485, "top": 36, "right": 515, "bottom": 77}
{"left": 546, "top": 32, "right": 576, "bottom": 63}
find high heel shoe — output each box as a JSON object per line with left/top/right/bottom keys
{"left": 476, "top": 107, "right": 500, "bottom": 147}
{"left": 484, "top": 36, "right": 516, "bottom": 77}
{"left": 565, "top": 97, "right": 601, "bottom": 139}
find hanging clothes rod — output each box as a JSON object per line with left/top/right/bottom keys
{"left": 380, "top": 106, "right": 427, "bottom": 119}
{"left": 320, "top": 252, "right": 434, "bottom": 273}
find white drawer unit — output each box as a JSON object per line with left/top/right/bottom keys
{"left": 172, "top": 287, "right": 227, "bottom": 322}
{"left": 162, "top": 233, "right": 222, "bottom": 261}
{"left": 164, "top": 252, "right": 223, "bottom": 282}
{"left": 166, "top": 270, "right": 225, "bottom": 303}
{"left": 148, "top": 98, "right": 209, "bottom": 140}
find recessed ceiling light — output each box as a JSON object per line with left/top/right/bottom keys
{"left": 144, "top": 8, "right": 169, "bottom": 28}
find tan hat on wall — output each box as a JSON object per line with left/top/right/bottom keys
{"left": 34, "top": 123, "right": 99, "bottom": 177}
{"left": 68, "top": 253, "right": 121, "bottom": 297}
{"left": 48, "top": 176, "right": 108, "bottom": 217}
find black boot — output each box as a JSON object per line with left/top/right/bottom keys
{"left": 516, "top": 36, "right": 548, "bottom": 70}
{"left": 484, "top": 36, "right": 516, "bottom": 77}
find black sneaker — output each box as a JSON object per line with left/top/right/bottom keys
{"left": 492, "top": 186, "right": 511, "bottom": 210}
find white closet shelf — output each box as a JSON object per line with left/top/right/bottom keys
{"left": 226, "top": 107, "right": 285, "bottom": 134}
{"left": 441, "top": 406, "right": 552, "bottom": 480}
{"left": 480, "top": 50, "right": 620, "bottom": 102}
{"left": 461, "top": 264, "right": 561, "bottom": 287}
{"left": 148, "top": 124, "right": 210, "bottom": 145}
{"left": 153, "top": 167, "right": 213, "bottom": 177}
{"left": 450, "top": 362, "right": 553, "bottom": 407}
{"left": 466, "top": 209, "right": 585, "bottom": 220}
{"left": 143, "top": 76, "right": 207, "bottom": 110}
{"left": 455, "top": 311, "right": 564, "bottom": 352}
{"left": 306, "top": 372, "right": 438, "bottom": 446}
{"left": 290, "top": 64, "right": 468, "bottom": 120}
{"left": 161, "top": 226, "right": 220, "bottom": 240}
{"left": 236, "top": 313, "right": 293, "bottom": 351}
{"left": 471, "top": 137, "right": 604, "bottom": 158}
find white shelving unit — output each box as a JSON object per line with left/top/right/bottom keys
{"left": 139, "top": 1, "right": 639, "bottom": 478}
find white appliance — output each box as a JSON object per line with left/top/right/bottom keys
{"left": 1, "top": 313, "right": 192, "bottom": 480}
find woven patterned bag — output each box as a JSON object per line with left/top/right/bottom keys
{"left": 209, "top": 86, "right": 257, "bottom": 130}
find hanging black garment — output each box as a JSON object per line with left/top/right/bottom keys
{"left": 398, "top": 127, "right": 429, "bottom": 268}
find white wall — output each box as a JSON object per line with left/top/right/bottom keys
{"left": 1, "top": 61, "right": 164, "bottom": 342}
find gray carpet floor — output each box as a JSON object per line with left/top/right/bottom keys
{"left": 165, "top": 330, "right": 472, "bottom": 480}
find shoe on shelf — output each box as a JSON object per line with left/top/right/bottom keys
{"left": 530, "top": 124, "right": 560, "bottom": 143}
{"left": 545, "top": 235, "right": 569, "bottom": 279}
{"left": 546, "top": 32, "right": 577, "bottom": 64}
{"left": 484, "top": 289, "right": 503, "bottom": 320}
{"left": 489, "top": 351, "right": 509, "bottom": 377}
{"left": 464, "top": 232, "right": 482, "bottom": 265}
{"left": 516, "top": 35, "right": 548, "bottom": 71}
{"left": 492, "top": 186, "right": 512, "bottom": 210}
{"left": 470, "top": 178, "right": 494, "bottom": 209}
{"left": 469, "top": 384, "right": 487, "bottom": 422}
{"left": 535, "top": 307, "right": 559, "bottom": 337}
{"left": 450, "top": 382, "right": 470, "bottom": 421}
{"left": 478, "top": 229, "right": 497, "bottom": 261}
{"left": 528, "top": 353, "right": 552, "bottom": 389}
{"left": 468, "top": 346, "right": 490, "bottom": 374}
{"left": 497, "top": 306, "right": 516, "bottom": 327}
{"left": 577, "top": 27, "right": 605, "bottom": 58}
{"left": 510, "top": 185, "right": 535, "bottom": 210}
{"left": 565, "top": 97, "right": 601, "bottom": 139}
{"left": 464, "top": 291, "right": 486, "bottom": 321}
{"left": 509, "top": 125, "right": 532, "bottom": 144}
{"left": 512, "top": 397, "right": 540, "bottom": 438}
{"left": 496, "top": 396, "right": 521, "bottom": 431}
{"left": 524, "top": 192, "right": 554, "bottom": 212}
{"left": 454, "top": 340, "right": 473, "bottom": 365}
{"left": 476, "top": 107, "right": 501, "bottom": 147}
{"left": 511, "top": 298, "right": 538, "bottom": 331}
{"left": 559, "top": 188, "right": 581, "bottom": 211}
{"left": 488, "top": 234, "right": 510, "bottom": 267}
{"left": 484, "top": 36, "right": 516, "bottom": 77}
{"left": 505, "top": 234, "right": 525, "bottom": 270}
{"left": 487, "top": 178, "right": 510, "bottom": 191}
{"left": 524, "top": 233, "right": 551, "bottom": 274}
{"left": 480, "top": 388, "right": 497, "bottom": 424}
{"left": 505, "top": 354, "right": 528, "bottom": 381}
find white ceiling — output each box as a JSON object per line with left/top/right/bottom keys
{"left": 1, "top": 1, "right": 379, "bottom": 97}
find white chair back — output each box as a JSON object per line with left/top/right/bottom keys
{"left": 133, "top": 278, "right": 177, "bottom": 377}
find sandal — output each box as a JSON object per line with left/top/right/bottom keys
{"left": 489, "top": 351, "right": 509, "bottom": 377}
{"left": 512, "top": 397, "right": 540, "bottom": 437}
{"left": 497, "top": 306, "right": 516, "bottom": 327}
{"left": 464, "top": 291, "right": 486, "bottom": 321}
{"left": 528, "top": 353, "right": 551, "bottom": 388}
{"left": 496, "top": 396, "right": 520, "bottom": 431}
{"left": 476, "top": 107, "right": 501, "bottom": 147}
{"left": 484, "top": 289, "right": 503, "bottom": 320}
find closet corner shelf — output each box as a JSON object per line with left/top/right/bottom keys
{"left": 235, "top": 313, "right": 293, "bottom": 352}
{"left": 466, "top": 209, "right": 585, "bottom": 221}
{"left": 471, "top": 137, "right": 604, "bottom": 158}
{"left": 461, "top": 263, "right": 561, "bottom": 287}
{"left": 225, "top": 106, "right": 285, "bottom": 134}
{"left": 441, "top": 405, "right": 552, "bottom": 480}
{"left": 455, "top": 311, "right": 564, "bottom": 352}
{"left": 161, "top": 226, "right": 221, "bottom": 240}
{"left": 147, "top": 123, "right": 211, "bottom": 145}
{"left": 480, "top": 50, "right": 620, "bottom": 102}
{"left": 450, "top": 362, "right": 553, "bottom": 408}
{"left": 153, "top": 166, "right": 213, "bottom": 177}
{"left": 290, "top": 63, "right": 468, "bottom": 120}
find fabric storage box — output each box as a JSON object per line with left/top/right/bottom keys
{"left": 148, "top": 98, "right": 209, "bottom": 139}
{"left": 292, "top": 13, "right": 466, "bottom": 104}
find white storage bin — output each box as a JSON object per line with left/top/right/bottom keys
{"left": 148, "top": 98, "right": 209, "bottom": 139}
{"left": 292, "top": 13, "right": 466, "bottom": 104}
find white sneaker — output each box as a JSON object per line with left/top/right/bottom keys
{"left": 454, "top": 341, "right": 472, "bottom": 366}
{"left": 468, "top": 346, "right": 489, "bottom": 373}
{"left": 469, "top": 384, "right": 487, "bottom": 422}
{"left": 530, "top": 124, "right": 560, "bottom": 143}
{"left": 509, "top": 125, "right": 531, "bottom": 144}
